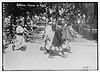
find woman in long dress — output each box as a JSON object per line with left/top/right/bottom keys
{"left": 40, "top": 21, "right": 55, "bottom": 53}
{"left": 62, "top": 24, "right": 73, "bottom": 42}
{"left": 61, "top": 23, "right": 77, "bottom": 53}
{"left": 51, "top": 21, "right": 68, "bottom": 58}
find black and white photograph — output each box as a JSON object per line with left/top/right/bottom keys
{"left": 2, "top": 2, "right": 98, "bottom": 71}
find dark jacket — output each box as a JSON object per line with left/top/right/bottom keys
{"left": 52, "top": 27, "right": 64, "bottom": 47}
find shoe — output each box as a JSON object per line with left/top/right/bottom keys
{"left": 20, "top": 46, "right": 26, "bottom": 51}
{"left": 62, "top": 54, "right": 67, "bottom": 58}
{"left": 66, "top": 49, "right": 72, "bottom": 53}
{"left": 40, "top": 47, "right": 45, "bottom": 51}
{"left": 44, "top": 51, "right": 48, "bottom": 54}
{"left": 63, "top": 48, "right": 72, "bottom": 53}
{"left": 67, "top": 51, "right": 72, "bottom": 53}
{"left": 63, "top": 48, "right": 68, "bottom": 52}
{"left": 48, "top": 55, "right": 54, "bottom": 59}
{"left": 44, "top": 49, "right": 49, "bottom": 54}
{"left": 13, "top": 49, "right": 20, "bottom": 51}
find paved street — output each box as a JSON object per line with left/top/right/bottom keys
{"left": 3, "top": 35, "right": 97, "bottom": 70}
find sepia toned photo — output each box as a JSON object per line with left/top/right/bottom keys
{"left": 2, "top": 2, "right": 98, "bottom": 71}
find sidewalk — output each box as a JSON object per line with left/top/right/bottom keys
{"left": 3, "top": 37, "right": 97, "bottom": 70}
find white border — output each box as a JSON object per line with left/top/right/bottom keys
{"left": 0, "top": 0, "right": 99, "bottom": 72}
{"left": 1, "top": 0, "right": 99, "bottom": 2}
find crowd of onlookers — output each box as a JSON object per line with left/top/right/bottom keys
{"left": 3, "top": 14, "right": 47, "bottom": 52}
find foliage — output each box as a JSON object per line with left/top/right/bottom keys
{"left": 3, "top": 2, "right": 98, "bottom": 35}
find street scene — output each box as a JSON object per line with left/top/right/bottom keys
{"left": 2, "top": 2, "right": 98, "bottom": 71}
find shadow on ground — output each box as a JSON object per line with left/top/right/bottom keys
{"left": 46, "top": 49, "right": 72, "bottom": 58}
{"left": 82, "top": 33, "right": 98, "bottom": 42}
